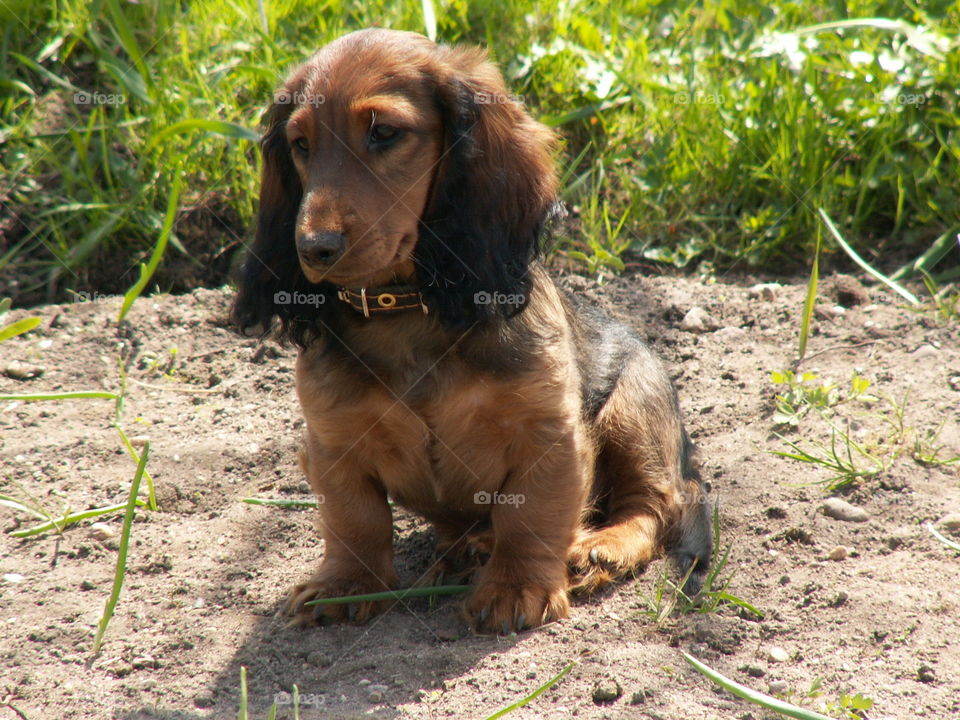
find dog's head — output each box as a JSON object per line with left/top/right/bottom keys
{"left": 232, "top": 29, "right": 559, "bottom": 345}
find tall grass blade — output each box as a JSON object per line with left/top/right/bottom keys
{"left": 683, "top": 653, "right": 834, "bottom": 720}
{"left": 118, "top": 170, "right": 182, "bottom": 324}
{"left": 105, "top": 0, "right": 153, "bottom": 91}
{"left": 91, "top": 442, "right": 148, "bottom": 655}
{"left": 927, "top": 523, "right": 960, "bottom": 552}
{"left": 11, "top": 499, "right": 147, "bottom": 538}
{"left": 818, "top": 208, "right": 920, "bottom": 305}
{"left": 892, "top": 231, "right": 959, "bottom": 280}
{"left": 114, "top": 424, "right": 156, "bottom": 510}
{"left": 146, "top": 119, "right": 259, "bottom": 150}
{"left": 0, "top": 391, "right": 119, "bottom": 402}
{"left": 0, "top": 494, "right": 48, "bottom": 520}
{"left": 238, "top": 666, "right": 249, "bottom": 720}
{"left": 798, "top": 224, "right": 820, "bottom": 362}
{"left": 421, "top": 0, "right": 437, "bottom": 41}
{"left": 243, "top": 497, "right": 318, "bottom": 509}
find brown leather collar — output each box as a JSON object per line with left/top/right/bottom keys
{"left": 336, "top": 286, "right": 429, "bottom": 318}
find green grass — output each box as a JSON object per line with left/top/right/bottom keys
{"left": 684, "top": 654, "right": 876, "bottom": 720}
{"left": 1, "top": 0, "right": 959, "bottom": 302}
{"left": 639, "top": 503, "right": 763, "bottom": 623}
{"left": 769, "top": 371, "right": 959, "bottom": 491}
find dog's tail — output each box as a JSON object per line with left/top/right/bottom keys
{"left": 668, "top": 431, "right": 713, "bottom": 596}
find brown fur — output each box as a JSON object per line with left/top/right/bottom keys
{"left": 233, "top": 29, "right": 712, "bottom": 634}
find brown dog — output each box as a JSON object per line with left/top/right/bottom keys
{"left": 232, "top": 28, "right": 712, "bottom": 634}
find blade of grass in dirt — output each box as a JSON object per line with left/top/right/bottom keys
{"left": 927, "top": 523, "right": 960, "bottom": 552}
{"left": 11, "top": 499, "right": 147, "bottom": 538}
{"left": 305, "top": 585, "right": 471, "bottom": 606}
{"left": 0, "top": 494, "right": 48, "bottom": 520}
{"left": 818, "top": 208, "right": 920, "bottom": 306}
{"left": 797, "top": 224, "right": 820, "bottom": 363}
{"left": 243, "top": 497, "right": 318, "bottom": 509}
{"left": 483, "top": 661, "right": 576, "bottom": 720}
{"left": 421, "top": 0, "right": 437, "bottom": 41}
{"left": 114, "top": 424, "right": 156, "bottom": 510}
{"left": 682, "top": 653, "right": 834, "bottom": 720}
{"left": 0, "top": 391, "right": 119, "bottom": 402}
{"left": 892, "top": 231, "right": 960, "bottom": 281}
{"left": 238, "top": 665, "right": 249, "bottom": 720}
{"left": 91, "top": 442, "right": 148, "bottom": 655}
{"left": 0, "top": 316, "right": 40, "bottom": 342}
{"left": 118, "top": 170, "right": 182, "bottom": 324}
{"left": 703, "top": 591, "right": 764, "bottom": 618}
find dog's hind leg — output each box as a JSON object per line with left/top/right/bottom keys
{"left": 568, "top": 346, "right": 712, "bottom": 595}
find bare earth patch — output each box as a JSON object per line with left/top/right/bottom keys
{"left": 1, "top": 271, "right": 958, "bottom": 720}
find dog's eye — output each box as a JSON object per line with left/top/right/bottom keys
{"left": 291, "top": 137, "right": 309, "bottom": 155}
{"left": 368, "top": 124, "right": 402, "bottom": 149}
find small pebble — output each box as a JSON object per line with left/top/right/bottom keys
{"left": 367, "top": 690, "right": 384, "bottom": 703}
{"left": 714, "top": 326, "right": 747, "bottom": 341}
{"left": 917, "top": 665, "right": 936, "bottom": 683}
{"left": 830, "top": 275, "right": 870, "bottom": 307}
{"left": 748, "top": 283, "right": 781, "bottom": 301}
{"left": 938, "top": 513, "right": 960, "bottom": 533}
{"left": 306, "top": 651, "right": 333, "bottom": 667}
{"left": 3, "top": 573, "right": 25, "bottom": 583}
{"left": 822, "top": 497, "right": 869, "bottom": 523}
{"left": 767, "top": 646, "right": 790, "bottom": 663}
{"left": 88, "top": 522, "right": 116, "bottom": 542}
{"left": 745, "top": 665, "right": 766, "bottom": 678}
{"left": 679, "top": 306, "right": 718, "bottom": 333}
{"left": 592, "top": 678, "right": 623, "bottom": 703}
{"left": 911, "top": 344, "right": 939, "bottom": 360}
{"left": 768, "top": 680, "right": 788, "bottom": 695}
{"left": 828, "top": 546, "right": 849, "bottom": 561}
{"left": 3, "top": 361, "right": 45, "bottom": 380}
{"left": 132, "top": 655, "right": 158, "bottom": 670}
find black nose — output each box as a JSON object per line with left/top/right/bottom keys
{"left": 298, "top": 231, "right": 345, "bottom": 265}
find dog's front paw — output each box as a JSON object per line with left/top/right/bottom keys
{"left": 285, "top": 569, "right": 396, "bottom": 626}
{"left": 465, "top": 574, "right": 569, "bottom": 635}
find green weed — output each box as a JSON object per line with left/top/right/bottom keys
{"left": 640, "top": 503, "right": 762, "bottom": 623}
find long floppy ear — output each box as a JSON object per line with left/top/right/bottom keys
{"left": 230, "top": 99, "right": 333, "bottom": 346}
{"left": 416, "top": 47, "right": 560, "bottom": 328}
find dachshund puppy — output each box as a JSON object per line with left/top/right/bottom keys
{"left": 232, "top": 28, "right": 712, "bottom": 634}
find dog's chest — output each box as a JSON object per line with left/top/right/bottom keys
{"left": 299, "top": 356, "right": 543, "bottom": 514}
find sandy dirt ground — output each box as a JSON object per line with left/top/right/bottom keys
{"left": 1, "top": 269, "right": 958, "bottom": 720}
